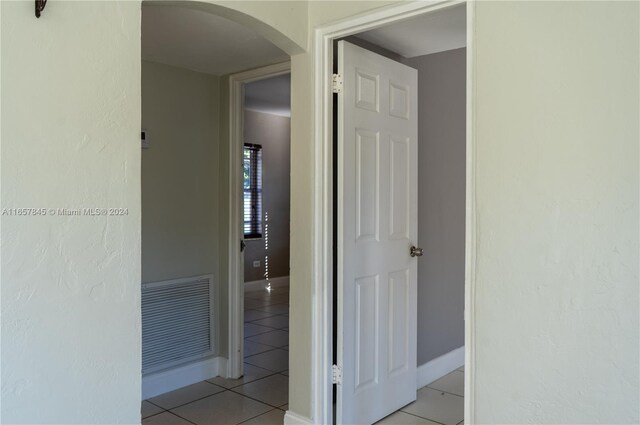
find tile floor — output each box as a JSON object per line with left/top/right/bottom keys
{"left": 142, "top": 285, "right": 465, "bottom": 425}
{"left": 375, "top": 368, "right": 465, "bottom": 425}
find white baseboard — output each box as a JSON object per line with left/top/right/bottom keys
{"left": 284, "top": 411, "right": 313, "bottom": 425}
{"left": 417, "top": 345, "right": 465, "bottom": 389}
{"left": 244, "top": 275, "right": 289, "bottom": 293}
{"left": 142, "top": 356, "right": 224, "bottom": 399}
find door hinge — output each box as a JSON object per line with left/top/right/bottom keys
{"left": 332, "top": 364, "right": 342, "bottom": 385}
{"left": 332, "top": 73, "right": 343, "bottom": 94}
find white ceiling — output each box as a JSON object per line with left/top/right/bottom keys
{"left": 245, "top": 74, "right": 291, "bottom": 117}
{"left": 142, "top": 5, "right": 289, "bottom": 76}
{"left": 355, "top": 4, "right": 466, "bottom": 58}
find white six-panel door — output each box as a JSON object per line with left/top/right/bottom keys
{"left": 337, "top": 41, "right": 419, "bottom": 425}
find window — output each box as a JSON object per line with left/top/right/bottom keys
{"left": 243, "top": 143, "right": 262, "bottom": 239}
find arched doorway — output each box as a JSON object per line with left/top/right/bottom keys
{"left": 140, "top": 3, "right": 300, "bottom": 423}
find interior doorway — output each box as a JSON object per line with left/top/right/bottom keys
{"left": 140, "top": 3, "right": 292, "bottom": 424}
{"left": 327, "top": 2, "right": 469, "bottom": 424}
{"left": 226, "top": 62, "right": 291, "bottom": 382}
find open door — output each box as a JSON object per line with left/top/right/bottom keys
{"left": 336, "top": 40, "right": 419, "bottom": 425}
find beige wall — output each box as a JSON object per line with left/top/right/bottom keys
{"left": 243, "top": 110, "right": 291, "bottom": 283}
{"left": 142, "top": 61, "right": 220, "bottom": 288}
{"left": 472, "top": 2, "right": 639, "bottom": 423}
{"left": 0, "top": 1, "right": 142, "bottom": 423}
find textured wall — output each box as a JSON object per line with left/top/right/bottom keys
{"left": 243, "top": 110, "right": 291, "bottom": 283}
{"left": 141, "top": 60, "right": 220, "bottom": 287}
{"left": 407, "top": 48, "right": 466, "bottom": 366}
{"left": 472, "top": 2, "right": 639, "bottom": 423}
{"left": 1, "top": 1, "right": 142, "bottom": 423}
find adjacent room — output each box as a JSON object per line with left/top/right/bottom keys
{"left": 140, "top": 3, "right": 291, "bottom": 424}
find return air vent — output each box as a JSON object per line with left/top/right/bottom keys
{"left": 142, "top": 275, "right": 215, "bottom": 375}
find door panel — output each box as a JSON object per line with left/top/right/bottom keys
{"left": 355, "top": 275, "right": 379, "bottom": 390}
{"left": 388, "top": 269, "right": 409, "bottom": 376}
{"left": 337, "top": 40, "right": 418, "bottom": 425}
{"left": 356, "top": 130, "right": 379, "bottom": 241}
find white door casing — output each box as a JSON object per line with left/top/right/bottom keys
{"left": 337, "top": 41, "right": 419, "bottom": 425}
{"left": 228, "top": 61, "right": 291, "bottom": 379}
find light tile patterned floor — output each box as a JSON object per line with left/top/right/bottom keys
{"left": 375, "top": 369, "right": 465, "bottom": 425}
{"left": 142, "top": 285, "right": 465, "bottom": 425}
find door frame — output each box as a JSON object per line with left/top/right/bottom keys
{"left": 311, "top": 1, "right": 475, "bottom": 423}
{"left": 227, "top": 61, "right": 291, "bottom": 379}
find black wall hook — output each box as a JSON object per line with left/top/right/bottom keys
{"left": 35, "top": 0, "right": 47, "bottom": 18}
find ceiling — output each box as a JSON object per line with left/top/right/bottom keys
{"left": 355, "top": 4, "right": 466, "bottom": 58}
{"left": 142, "top": 5, "right": 289, "bottom": 76}
{"left": 244, "top": 74, "right": 291, "bottom": 117}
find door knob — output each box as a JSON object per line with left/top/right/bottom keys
{"left": 410, "top": 246, "right": 424, "bottom": 257}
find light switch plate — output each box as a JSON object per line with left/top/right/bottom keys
{"left": 141, "top": 129, "right": 150, "bottom": 149}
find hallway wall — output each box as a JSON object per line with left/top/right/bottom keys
{"left": 407, "top": 48, "right": 466, "bottom": 366}
{"left": 243, "top": 110, "right": 291, "bottom": 283}
{"left": 141, "top": 60, "right": 221, "bottom": 287}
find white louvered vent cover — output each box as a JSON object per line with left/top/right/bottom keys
{"left": 142, "top": 275, "right": 215, "bottom": 375}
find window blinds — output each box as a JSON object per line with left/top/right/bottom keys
{"left": 243, "top": 143, "right": 262, "bottom": 238}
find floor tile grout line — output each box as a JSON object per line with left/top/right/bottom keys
{"left": 152, "top": 391, "right": 226, "bottom": 413}
{"left": 244, "top": 318, "right": 280, "bottom": 326}
{"left": 235, "top": 407, "right": 282, "bottom": 425}
{"left": 239, "top": 365, "right": 289, "bottom": 378}
{"left": 244, "top": 347, "right": 288, "bottom": 363}
{"left": 244, "top": 320, "right": 289, "bottom": 330}
{"left": 231, "top": 369, "right": 288, "bottom": 387}
{"left": 227, "top": 386, "right": 288, "bottom": 410}
{"left": 244, "top": 340, "right": 289, "bottom": 350}
{"left": 141, "top": 409, "right": 167, "bottom": 421}
{"left": 397, "top": 409, "right": 447, "bottom": 425}
{"left": 224, "top": 371, "right": 289, "bottom": 408}
{"left": 244, "top": 312, "right": 279, "bottom": 319}
{"left": 144, "top": 399, "right": 167, "bottom": 410}
{"left": 244, "top": 320, "right": 287, "bottom": 329}
{"left": 207, "top": 369, "right": 281, "bottom": 389}
{"left": 243, "top": 345, "right": 284, "bottom": 359}
{"left": 244, "top": 328, "right": 278, "bottom": 338}
{"left": 228, "top": 371, "right": 282, "bottom": 389}
{"left": 243, "top": 344, "right": 285, "bottom": 356}
{"left": 162, "top": 409, "right": 199, "bottom": 425}
{"left": 245, "top": 328, "right": 289, "bottom": 337}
